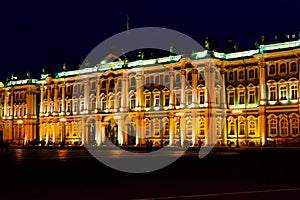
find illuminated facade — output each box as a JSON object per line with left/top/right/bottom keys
{"left": 1, "top": 39, "right": 300, "bottom": 147}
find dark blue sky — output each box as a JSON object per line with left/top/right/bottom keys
{"left": 0, "top": 0, "right": 299, "bottom": 80}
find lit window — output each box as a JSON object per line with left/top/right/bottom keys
{"left": 101, "top": 98, "right": 106, "bottom": 110}
{"left": 270, "top": 119, "right": 277, "bottom": 135}
{"left": 200, "top": 120, "right": 205, "bottom": 135}
{"left": 154, "top": 121, "right": 160, "bottom": 136}
{"left": 239, "top": 121, "right": 245, "bottom": 135}
{"left": 292, "top": 118, "right": 299, "bottom": 135}
{"left": 269, "top": 86, "right": 276, "bottom": 101}
{"left": 66, "top": 102, "right": 71, "bottom": 112}
{"left": 186, "top": 120, "right": 192, "bottom": 136}
{"left": 291, "top": 85, "right": 298, "bottom": 100}
{"left": 280, "top": 85, "right": 287, "bottom": 100}
{"left": 80, "top": 101, "right": 84, "bottom": 112}
{"left": 145, "top": 123, "right": 150, "bottom": 137}
{"left": 249, "top": 120, "right": 255, "bottom": 135}
{"left": 130, "top": 95, "right": 136, "bottom": 109}
{"left": 187, "top": 91, "right": 192, "bottom": 105}
{"left": 280, "top": 119, "right": 288, "bottom": 135}
{"left": 239, "top": 91, "right": 245, "bottom": 104}
{"left": 164, "top": 122, "right": 169, "bottom": 136}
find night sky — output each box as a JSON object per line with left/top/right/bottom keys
{"left": 0, "top": 0, "right": 299, "bottom": 81}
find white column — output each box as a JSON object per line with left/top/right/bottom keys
{"left": 180, "top": 73, "right": 186, "bottom": 108}
{"left": 192, "top": 69, "right": 198, "bottom": 107}
{"left": 96, "top": 82, "right": 100, "bottom": 111}
{"left": 192, "top": 112, "right": 198, "bottom": 146}
{"left": 62, "top": 83, "right": 65, "bottom": 114}
{"left": 54, "top": 84, "right": 58, "bottom": 115}
{"left": 136, "top": 72, "right": 143, "bottom": 110}
{"left": 117, "top": 119, "right": 124, "bottom": 145}
{"left": 40, "top": 86, "right": 44, "bottom": 115}
{"left": 84, "top": 81, "right": 89, "bottom": 112}
{"left": 169, "top": 72, "right": 175, "bottom": 109}
{"left": 180, "top": 117, "right": 186, "bottom": 146}
{"left": 259, "top": 59, "right": 267, "bottom": 105}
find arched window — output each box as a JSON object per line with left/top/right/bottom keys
{"left": 164, "top": 94, "right": 169, "bottom": 106}
{"left": 279, "top": 63, "right": 286, "bottom": 73}
{"left": 130, "top": 95, "right": 136, "bottom": 109}
{"left": 110, "top": 79, "right": 115, "bottom": 88}
{"left": 199, "top": 89, "right": 205, "bottom": 104}
{"left": 269, "top": 86, "right": 276, "bottom": 101}
{"left": 164, "top": 122, "right": 169, "bottom": 136}
{"left": 279, "top": 85, "right": 287, "bottom": 100}
{"left": 229, "top": 121, "right": 235, "bottom": 135}
{"left": 101, "top": 97, "right": 106, "bottom": 110}
{"left": 238, "top": 71, "right": 244, "bottom": 80}
{"left": 290, "top": 62, "right": 297, "bottom": 72}
{"left": 109, "top": 96, "right": 114, "bottom": 109}
{"left": 154, "top": 120, "right": 160, "bottom": 136}
{"left": 270, "top": 118, "right": 277, "bottom": 135}
{"left": 186, "top": 91, "right": 192, "bottom": 105}
{"left": 249, "top": 120, "right": 255, "bottom": 135}
{"left": 187, "top": 71, "right": 192, "bottom": 81}
{"left": 200, "top": 119, "right": 205, "bottom": 135}
{"left": 269, "top": 65, "right": 276, "bottom": 75}
{"left": 291, "top": 118, "right": 299, "bottom": 135}
{"left": 239, "top": 121, "right": 245, "bottom": 135}
{"left": 280, "top": 118, "right": 288, "bottom": 135}
{"left": 291, "top": 85, "right": 298, "bottom": 100}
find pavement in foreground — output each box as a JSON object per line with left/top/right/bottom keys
{"left": 0, "top": 147, "right": 300, "bottom": 200}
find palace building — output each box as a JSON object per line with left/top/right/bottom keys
{"left": 1, "top": 39, "right": 300, "bottom": 147}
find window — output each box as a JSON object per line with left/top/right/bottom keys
{"left": 175, "top": 93, "right": 180, "bottom": 106}
{"left": 199, "top": 90, "right": 205, "bottom": 104}
{"left": 145, "top": 95, "right": 151, "bottom": 107}
{"left": 186, "top": 120, "right": 192, "bottom": 136}
{"left": 80, "top": 101, "right": 84, "bottom": 112}
{"left": 66, "top": 102, "right": 71, "bottom": 112}
{"left": 74, "top": 102, "right": 78, "bottom": 112}
{"left": 164, "top": 94, "right": 169, "bottom": 106}
{"left": 145, "top": 123, "right": 151, "bottom": 137}
{"left": 101, "top": 98, "right": 106, "bottom": 110}
{"left": 239, "top": 91, "right": 245, "bottom": 104}
{"left": 154, "top": 95, "right": 160, "bottom": 107}
{"left": 110, "top": 79, "right": 115, "bottom": 88}
{"left": 200, "top": 119, "right": 205, "bottom": 135}
{"left": 91, "top": 99, "right": 96, "bottom": 110}
{"left": 249, "top": 120, "right": 255, "bottom": 135}
{"left": 228, "top": 71, "right": 234, "bottom": 81}
{"left": 187, "top": 71, "right": 192, "bottom": 81}
{"left": 164, "top": 122, "right": 169, "bottom": 136}
{"left": 269, "top": 65, "right": 276, "bottom": 75}
{"left": 292, "top": 118, "right": 299, "bottom": 135}
{"left": 130, "top": 95, "right": 136, "bottom": 109}
{"left": 249, "top": 69, "right": 255, "bottom": 79}
{"left": 101, "top": 81, "right": 106, "bottom": 89}
{"left": 91, "top": 82, "right": 96, "bottom": 90}
{"left": 280, "top": 119, "right": 288, "bottom": 135}
{"left": 290, "top": 62, "right": 297, "bottom": 72}
{"left": 164, "top": 76, "right": 169, "bottom": 83}
{"left": 238, "top": 71, "right": 244, "bottom": 80}
{"left": 175, "top": 74, "right": 181, "bottom": 83}
{"left": 131, "top": 77, "right": 136, "bottom": 86}
{"left": 270, "top": 86, "right": 276, "bottom": 101}
{"left": 229, "top": 121, "right": 235, "bottom": 135}
{"left": 270, "top": 119, "right": 277, "bottom": 135}
{"left": 249, "top": 90, "right": 255, "bottom": 104}
{"left": 239, "top": 121, "right": 245, "bottom": 135}
{"left": 280, "top": 85, "right": 287, "bottom": 100}
{"left": 291, "top": 85, "right": 298, "bottom": 100}
{"left": 154, "top": 121, "right": 160, "bottom": 136}
{"left": 229, "top": 91, "right": 234, "bottom": 105}
{"left": 279, "top": 63, "right": 286, "bottom": 73}
{"left": 109, "top": 96, "right": 114, "bottom": 109}
{"left": 187, "top": 91, "right": 192, "bottom": 105}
